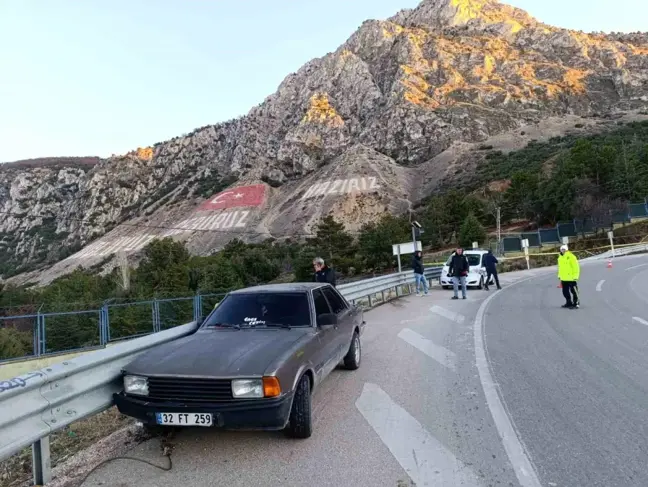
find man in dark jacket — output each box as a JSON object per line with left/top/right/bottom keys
{"left": 482, "top": 250, "right": 501, "bottom": 291}
{"left": 448, "top": 248, "right": 469, "bottom": 300}
{"left": 313, "top": 257, "right": 336, "bottom": 287}
{"left": 412, "top": 251, "right": 428, "bottom": 296}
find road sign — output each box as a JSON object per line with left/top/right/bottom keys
{"left": 392, "top": 241, "right": 422, "bottom": 256}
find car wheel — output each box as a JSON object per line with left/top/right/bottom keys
{"left": 343, "top": 331, "right": 361, "bottom": 370}
{"left": 284, "top": 375, "right": 312, "bottom": 439}
{"left": 477, "top": 277, "right": 484, "bottom": 290}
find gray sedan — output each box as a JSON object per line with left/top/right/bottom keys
{"left": 114, "top": 283, "right": 365, "bottom": 438}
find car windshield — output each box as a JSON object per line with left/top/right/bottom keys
{"left": 201, "top": 292, "right": 311, "bottom": 328}
{"left": 445, "top": 253, "right": 482, "bottom": 266}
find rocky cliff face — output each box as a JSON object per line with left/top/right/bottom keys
{"left": 2, "top": 0, "right": 648, "bottom": 283}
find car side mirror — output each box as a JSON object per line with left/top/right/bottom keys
{"left": 317, "top": 313, "right": 338, "bottom": 328}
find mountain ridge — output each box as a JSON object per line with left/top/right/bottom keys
{"left": 2, "top": 0, "right": 648, "bottom": 284}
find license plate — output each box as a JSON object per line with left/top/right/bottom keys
{"left": 155, "top": 412, "right": 212, "bottom": 426}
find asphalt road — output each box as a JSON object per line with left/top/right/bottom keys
{"left": 79, "top": 256, "right": 648, "bottom": 487}
{"left": 484, "top": 255, "right": 648, "bottom": 487}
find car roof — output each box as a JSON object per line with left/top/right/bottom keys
{"left": 229, "top": 283, "right": 329, "bottom": 294}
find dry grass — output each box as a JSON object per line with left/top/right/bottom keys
{"left": 0, "top": 408, "right": 132, "bottom": 487}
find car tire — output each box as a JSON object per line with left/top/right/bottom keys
{"left": 284, "top": 375, "right": 312, "bottom": 439}
{"left": 477, "top": 277, "right": 484, "bottom": 290}
{"left": 343, "top": 331, "right": 361, "bottom": 370}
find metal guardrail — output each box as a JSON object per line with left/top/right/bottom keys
{"left": 0, "top": 267, "right": 441, "bottom": 485}
{"left": 338, "top": 267, "right": 441, "bottom": 303}
{"left": 0, "top": 293, "right": 227, "bottom": 363}
{"left": 582, "top": 243, "right": 648, "bottom": 261}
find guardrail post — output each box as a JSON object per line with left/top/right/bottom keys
{"left": 32, "top": 436, "right": 52, "bottom": 485}
{"left": 33, "top": 316, "right": 40, "bottom": 357}
{"left": 99, "top": 304, "right": 110, "bottom": 345}
{"left": 368, "top": 294, "right": 373, "bottom": 308}
{"left": 152, "top": 299, "right": 161, "bottom": 333}
{"left": 152, "top": 300, "right": 157, "bottom": 333}
{"left": 40, "top": 314, "right": 47, "bottom": 355}
{"left": 193, "top": 294, "right": 202, "bottom": 322}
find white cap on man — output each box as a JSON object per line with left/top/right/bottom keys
{"left": 560, "top": 244, "right": 568, "bottom": 252}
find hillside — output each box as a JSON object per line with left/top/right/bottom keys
{"left": 2, "top": 0, "right": 648, "bottom": 284}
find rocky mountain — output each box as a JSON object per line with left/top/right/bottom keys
{"left": 2, "top": 0, "right": 648, "bottom": 285}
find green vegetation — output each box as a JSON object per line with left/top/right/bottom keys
{"left": 0, "top": 214, "right": 414, "bottom": 358}
{"left": 4, "top": 121, "right": 648, "bottom": 358}
{"left": 459, "top": 213, "right": 486, "bottom": 248}
{"left": 471, "top": 121, "right": 648, "bottom": 225}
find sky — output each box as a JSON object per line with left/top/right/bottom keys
{"left": 0, "top": 0, "right": 646, "bottom": 163}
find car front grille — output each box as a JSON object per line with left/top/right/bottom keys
{"left": 146, "top": 376, "right": 233, "bottom": 403}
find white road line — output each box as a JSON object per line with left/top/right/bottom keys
{"left": 625, "top": 263, "right": 648, "bottom": 271}
{"left": 397, "top": 328, "right": 457, "bottom": 371}
{"left": 596, "top": 280, "right": 605, "bottom": 292}
{"left": 632, "top": 317, "right": 648, "bottom": 326}
{"left": 355, "top": 383, "right": 483, "bottom": 487}
{"left": 430, "top": 305, "right": 466, "bottom": 324}
{"left": 474, "top": 283, "right": 543, "bottom": 487}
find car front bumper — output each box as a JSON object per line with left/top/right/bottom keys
{"left": 440, "top": 275, "right": 483, "bottom": 287}
{"left": 114, "top": 391, "right": 294, "bottom": 431}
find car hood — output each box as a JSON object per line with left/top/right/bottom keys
{"left": 442, "top": 265, "right": 481, "bottom": 273}
{"left": 124, "top": 328, "right": 311, "bottom": 379}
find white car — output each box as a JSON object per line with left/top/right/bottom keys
{"left": 439, "top": 249, "right": 494, "bottom": 290}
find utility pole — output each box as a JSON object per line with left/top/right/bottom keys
{"left": 411, "top": 221, "right": 422, "bottom": 254}
{"left": 411, "top": 225, "right": 417, "bottom": 253}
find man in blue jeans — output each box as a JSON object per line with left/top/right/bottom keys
{"left": 412, "top": 251, "right": 428, "bottom": 296}
{"left": 448, "top": 248, "right": 469, "bottom": 300}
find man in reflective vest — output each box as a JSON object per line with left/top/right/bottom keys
{"left": 558, "top": 244, "right": 580, "bottom": 309}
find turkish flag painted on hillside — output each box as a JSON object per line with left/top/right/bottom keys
{"left": 198, "top": 184, "right": 267, "bottom": 211}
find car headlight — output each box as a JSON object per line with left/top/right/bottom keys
{"left": 232, "top": 379, "right": 264, "bottom": 398}
{"left": 124, "top": 375, "right": 149, "bottom": 396}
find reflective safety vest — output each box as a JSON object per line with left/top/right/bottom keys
{"left": 557, "top": 251, "right": 580, "bottom": 281}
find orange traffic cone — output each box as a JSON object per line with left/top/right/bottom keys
{"left": 607, "top": 259, "right": 613, "bottom": 269}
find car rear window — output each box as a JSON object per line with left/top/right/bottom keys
{"left": 201, "top": 292, "right": 312, "bottom": 328}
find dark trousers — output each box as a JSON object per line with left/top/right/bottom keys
{"left": 561, "top": 281, "right": 579, "bottom": 305}
{"left": 485, "top": 268, "right": 500, "bottom": 289}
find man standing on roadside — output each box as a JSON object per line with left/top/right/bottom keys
{"left": 313, "top": 257, "right": 337, "bottom": 287}
{"left": 412, "top": 250, "right": 429, "bottom": 296}
{"left": 483, "top": 249, "right": 501, "bottom": 291}
{"left": 449, "top": 248, "right": 470, "bottom": 300}
{"left": 558, "top": 244, "right": 580, "bottom": 309}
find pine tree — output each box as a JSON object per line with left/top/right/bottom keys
{"left": 459, "top": 213, "right": 486, "bottom": 248}
{"left": 357, "top": 214, "right": 410, "bottom": 271}
{"left": 308, "top": 215, "right": 357, "bottom": 272}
